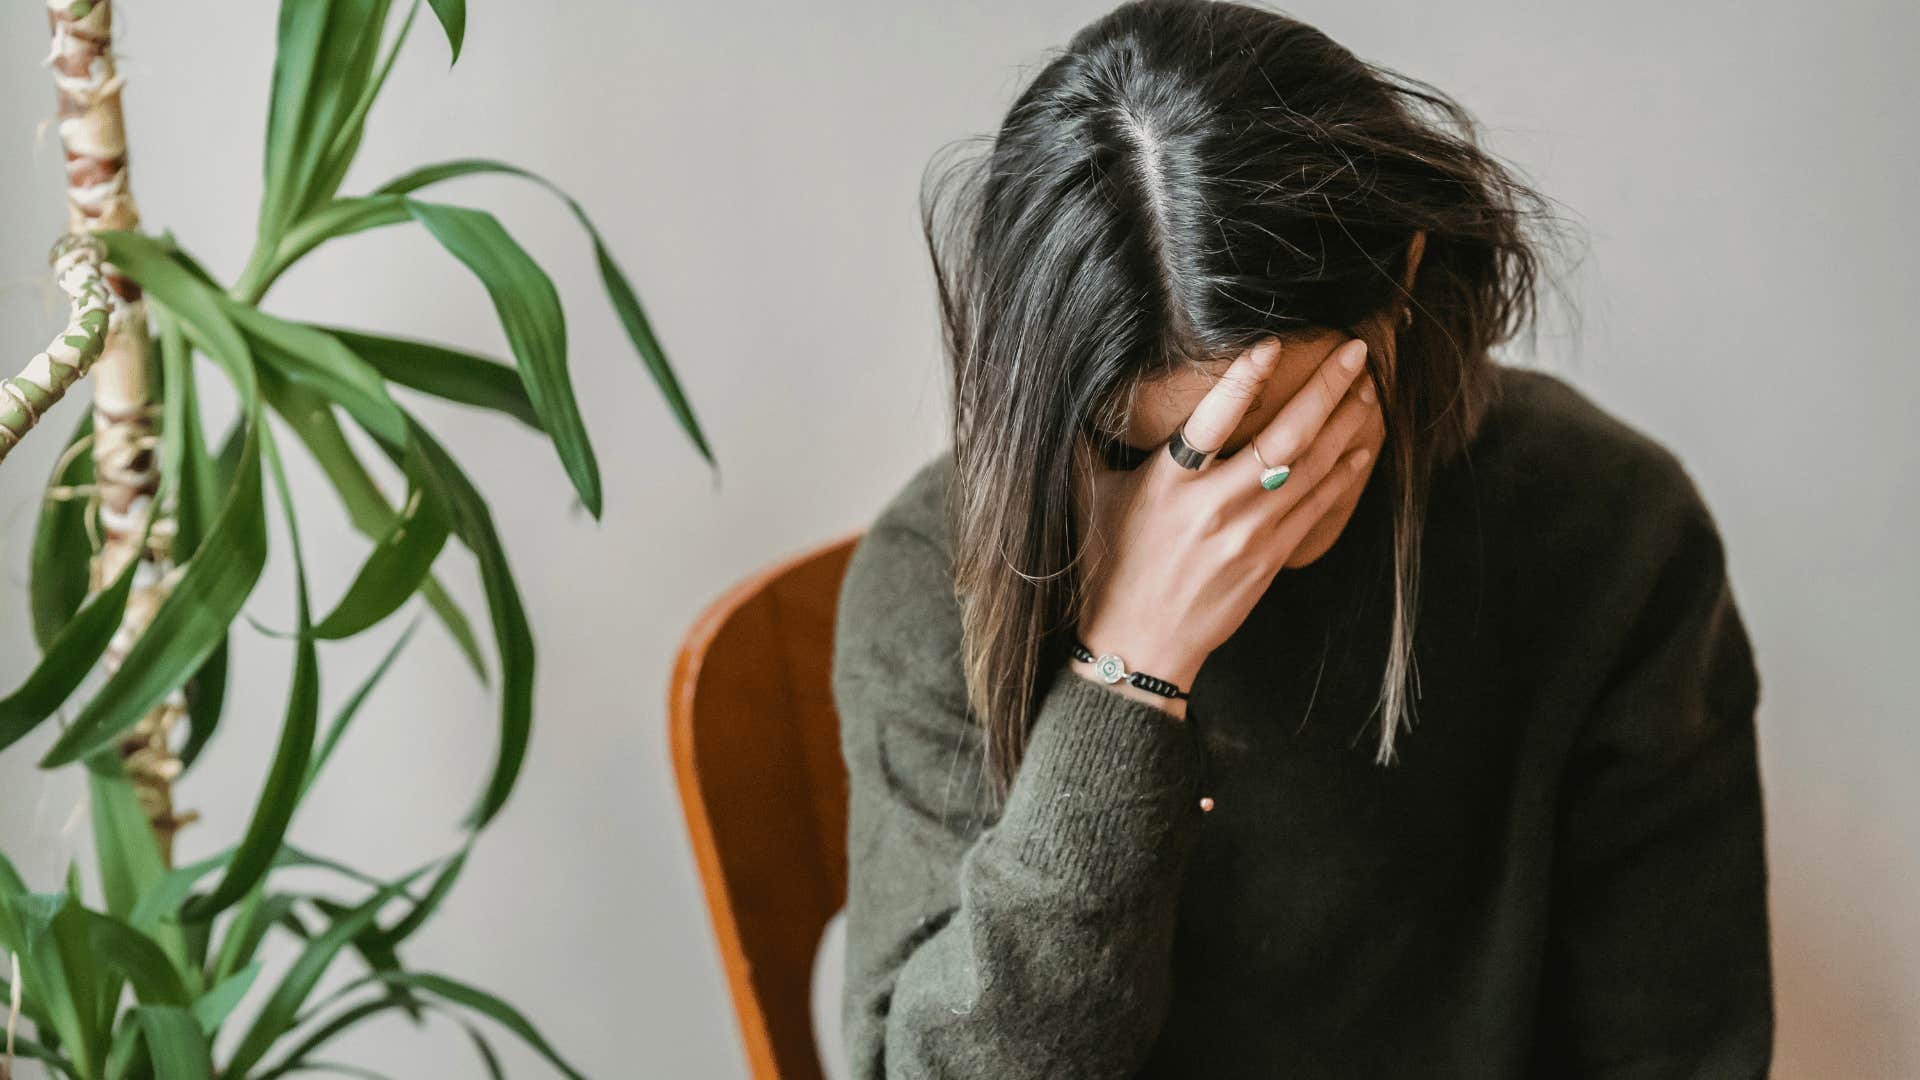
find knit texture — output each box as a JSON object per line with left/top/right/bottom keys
{"left": 833, "top": 364, "right": 1773, "bottom": 1079}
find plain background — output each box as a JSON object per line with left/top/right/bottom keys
{"left": 2, "top": 1, "right": 1913, "bottom": 1076}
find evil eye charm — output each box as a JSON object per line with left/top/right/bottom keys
{"left": 1095, "top": 654, "right": 1129, "bottom": 684}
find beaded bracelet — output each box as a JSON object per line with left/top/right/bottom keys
{"left": 1068, "top": 639, "right": 1190, "bottom": 701}
{"left": 1068, "top": 638, "right": 1214, "bottom": 812}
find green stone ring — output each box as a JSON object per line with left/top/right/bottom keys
{"left": 1250, "top": 441, "right": 1292, "bottom": 492}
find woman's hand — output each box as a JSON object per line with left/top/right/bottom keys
{"left": 1073, "top": 336, "right": 1378, "bottom": 717}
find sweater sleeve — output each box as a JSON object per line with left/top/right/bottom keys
{"left": 1533, "top": 478, "right": 1775, "bottom": 1077}
{"left": 833, "top": 516, "right": 1205, "bottom": 1080}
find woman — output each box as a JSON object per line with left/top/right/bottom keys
{"left": 833, "top": 2, "right": 1773, "bottom": 1076}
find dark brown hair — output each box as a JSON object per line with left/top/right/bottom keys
{"left": 922, "top": 0, "right": 1575, "bottom": 801}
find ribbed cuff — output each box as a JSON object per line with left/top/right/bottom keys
{"left": 995, "top": 670, "right": 1204, "bottom": 896}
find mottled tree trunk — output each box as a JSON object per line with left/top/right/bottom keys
{"left": 48, "top": 0, "right": 191, "bottom": 863}
{"left": 0, "top": 236, "right": 111, "bottom": 462}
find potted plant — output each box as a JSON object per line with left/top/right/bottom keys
{"left": 0, "top": 1, "right": 711, "bottom": 1075}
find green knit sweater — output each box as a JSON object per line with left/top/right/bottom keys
{"left": 832, "top": 365, "right": 1772, "bottom": 1079}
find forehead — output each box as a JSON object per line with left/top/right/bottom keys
{"left": 1123, "top": 330, "right": 1350, "bottom": 450}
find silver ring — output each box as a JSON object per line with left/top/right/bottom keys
{"left": 1249, "top": 440, "right": 1292, "bottom": 492}
{"left": 1166, "top": 422, "right": 1217, "bottom": 471}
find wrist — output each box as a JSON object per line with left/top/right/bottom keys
{"left": 1074, "top": 625, "right": 1205, "bottom": 689}
{"left": 1066, "top": 662, "right": 1190, "bottom": 720}
{"left": 1067, "top": 631, "right": 1200, "bottom": 719}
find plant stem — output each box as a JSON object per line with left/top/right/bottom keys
{"left": 0, "top": 236, "right": 110, "bottom": 463}
{"left": 48, "top": 0, "right": 190, "bottom": 863}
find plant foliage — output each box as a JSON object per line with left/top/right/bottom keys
{"left": 1, "top": 1, "right": 711, "bottom": 1075}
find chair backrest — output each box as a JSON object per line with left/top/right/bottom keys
{"left": 669, "top": 532, "right": 864, "bottom": 1080}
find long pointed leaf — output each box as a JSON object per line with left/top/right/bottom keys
{"left": 406, "top": 200, "right": 602, "bottom": 517}
{"left": 38, "top": 423, "right": 264, "bottom": 768}
{"left": 312, "top": 444, "right": 448, "bottom": 640}
{"left": 377, "top": 158, "right": 714, "bottom": 464}
{"left": 136, "top": 1004, "right": 215, "bottom": 1079}
{"left": 30, "top": 411, "right": 96, "bottom": 648}
{"left": 258, "top": 0, "right": 394, "bottom": 241}
{"left": 374, "top": 971, "right": 588, "bottom": 1080}
{"left": 191, "top": 962, "right": 262, "bottom": 1034}
{"left": 303, "top": 621, "right": 417, "bottom": 797}
{"left": 307, "top": 0, "right": 420, "bottom": 219}
{"left": 0, "top": 536, "right": 140, "bottom": 755}
{"left": 425, "top": 0, "right": 464, "bottom": 62}
{"left": 87, "top": 911, "right": 188, "bottom": 1006}
{"left": 253, "top": 995, "right": 409, "bottom": 1080}
{"left": 180, "top": 430, "right": 317, "bottom": 924}
{"left": 156, "top": 306, "right": 221, "bottom": 560}
{"left": 257, "top": 195, "right": 410, "bottom": 296}
{"left": 266, "top": 376, "right": 488, "bottom": 679}
{"left": 180, "top": 638, "right": 229, "bottom": 771}
{"left": 229, "top": 301, "right": 407, "bottom": 447}
{"left": 87, "top": 769, "right": 169, "bottom": 931}
{"left": 392, "top": 418, "right": 533, "bottom": 828}
{"left": 222, "top": 869, "right": 429, "bottom": 1077}
{"left": 316, "top": 325, "right": 539, "bottom": 430}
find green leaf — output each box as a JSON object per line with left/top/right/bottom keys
{"left": 136, "top": 1004, "right": 215, "bottom": 1079}
{"left": 180, "top": 430, "right": 317, "bottom": 924}
{"left": 459, "top": 1015, "right": 508, "bottom": 1080}
{"left": 0, "top": 533, "right": 140, "bottom": 755}
{"left": 30, "top": 410, "right": 96, "bottom": 648}
{"left": 313, "top": 444, "right": 449, "bottom": 640}
{"left": 180, "top": 638, "right": 229, "bottom": 770}
{"left": 258, "top": 0, "right": 395, "bottom": 243}
{"left": 266, "top": 376, "right": 488, "bottom": 680}
{"left": 222, "top": 869, "right": 429, "bottom": 1078}
{"left": 129, "top": 847, "right": 232, "bottom": 932}
{"left": 88, "top": 911, "right": 189, "bottom": 1006}
{"left": 316, "top": 325, "right": 540, "bottom": 430}
{"left": 374, "top": 971, "right": 589, "bottom": 1080}
{"left": 406, "top": 199, "right": 603, "bottom": 517}
{"left": 253, "top": 1003, "right": 396, "bottom": 1080}
{"left": 38, "top": 423, "right": 265, "bottom": 768}
{"left": 303, "top": 620, "right": 417, "bottom": 797}
{"left": 211, "top": 891, "right": 303, "bottom": 988}
{"left": 228, "top": 301, "right": 408, "bottom": 448}
{"left": 377, "top": 158, "right": 715, "bottom": 465}
{"left": 87, "top": 770, "right": 171, "bottom": 946}
{"left": 306, "top": 0, "right": 420, "bottom": 225}
{"left": 392, "top": 419, "right": 534, "bottom": 828}
{"left": 375, "top": 843, "right": 467, "bottom": 949}
{"left": 426, "top": 0, "right": 464, "bottom": 62}
{"left": 156, "top": 306, "right": 222, "bottom": 560}
{"left": 100, "top": 233, "right": 259, "bottom": 405}
{"left": 39, "top": 234, "right": 271, "bottom": 768}
{"left": 284, "top": 1060, "right": 397, "bottom": 1079}
{"left": 255, "top": 194, "right": 410, "bottom": 298}
{"left": 10, "top": 887, "right": 107, "bottom": 1077}
{"left": 192, "top": 962, "right": 262, "bottom": 1034}
{"left": 159, "top": 349, "right": 234, "bottom": 768}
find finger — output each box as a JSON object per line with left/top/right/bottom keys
{"left": 1243, "top": 337, "right": 1368, "bottom": 471}
{"left": 1266, "top": 444, "right": 1372, "bottom": 558}
{"left": 1178, "top": 338, "right": 1284, "bottom": 455}
{"left": 1270, "top": 379, "right": 1376, "bottom": 502}
{"left": 1225, "top": 364, "right": 1373, "bottom": 509}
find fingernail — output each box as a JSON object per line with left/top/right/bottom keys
{"left": 1341, "top": 341, "right": 1367, "bottom": 371}
{"left": 1351, "top": 447, "right": 1372, "bottom": 468}
{"left": 1359, "top": 382, "right": 1376, "bottom": 404}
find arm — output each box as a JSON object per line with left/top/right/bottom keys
{"left": 1533, "top": 482, "right": 1774, "bottom": 1077}
{"left": 834, "top": 519, "right": 1205, "bottom": 1080}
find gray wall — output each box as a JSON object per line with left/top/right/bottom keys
{"left": 2, "top": 1, "right": 1913, "bottom": 1076}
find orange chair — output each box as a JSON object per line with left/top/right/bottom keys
{"left": 670, "top": 532, "right": 864, "bottom": 1080}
